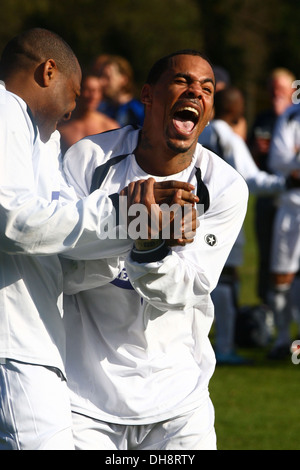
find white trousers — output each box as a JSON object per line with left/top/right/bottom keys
{"left": 0, "top": 359, "right": 74, "bottom": 450}
{"left": 71, "top": 398, "right": 217, "bottom": 450}
{"left": 271, "top": 206, "right": 300, "bottom": 273}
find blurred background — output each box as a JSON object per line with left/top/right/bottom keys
{"left": 1, "top": 0, "right": 300, "bottom": 127}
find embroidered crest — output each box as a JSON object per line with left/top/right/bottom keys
{"left": 205, "top": 234, "right": 217, "bottom": 246}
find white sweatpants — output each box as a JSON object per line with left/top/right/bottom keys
{"left": 71, "top": 398, "right": 217, "bottom": 450}
{"left": 0, "top": 359, "right": 74, "bottom": 450}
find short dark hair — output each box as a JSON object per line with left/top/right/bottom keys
{"left": 146, "top": 49, "right": 214, "bottom": 85}
{"left": 0, "top": 28, "right": 79, "bottom": 80}
{"left": 213, "top": 86, "right": 244, "bottom": 118}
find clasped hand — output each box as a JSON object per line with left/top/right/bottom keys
{"left": 120, "top": 178, "right": 200, "bottom": 246}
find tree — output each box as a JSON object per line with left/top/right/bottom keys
{"left": 1, "top": 0, "right": 299, "bottom": 124}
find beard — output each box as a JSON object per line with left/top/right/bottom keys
{"left": 166, "top": 136, "right": 195, "bottom": 154}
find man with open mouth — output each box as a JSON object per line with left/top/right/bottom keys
{"left": 61, "top": 50, "right": 249, "bottom": 450}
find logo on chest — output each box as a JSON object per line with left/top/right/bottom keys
{"left": 110, "top": 267, "right": 134, "bottom": 290}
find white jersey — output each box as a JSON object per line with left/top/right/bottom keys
{"left": 199, "top": 120, "right": 285, "bottom": 195}
{"left": 199, "top": 119, "right": 285, "bottom": 266}
{"left": 269, "top": 104, "right": 300, "bottom": 208}
{"left": 62, "top": 126, "right": 248, "bottom": 424}
{"left": 0, "top": 85, "right": 132, "bottom": 375}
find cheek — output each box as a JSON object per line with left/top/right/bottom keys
{"left": 203, "top": 96, "right": 214, "bottom": 118}
{"left": 65, "top": 90, "right": 77, "bottom": 113}
{"left": 152, "top": 91, "right": 171, "bottom": 120}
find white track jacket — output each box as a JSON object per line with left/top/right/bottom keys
{"left": 269, "top": 104, "right": 300, "bottom": 209}
{"left": 0, "top": 85, "right": 132, "bottom": 375}
{"left": 62, "top": 126, "right": 248, "bottom": 424}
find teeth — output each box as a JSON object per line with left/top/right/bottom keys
{"left": 178, "top": 107, "right": 199, "bottom": 117}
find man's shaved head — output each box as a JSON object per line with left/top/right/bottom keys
{"left": 0, "top": 28, "right": 80, "bottom": 80}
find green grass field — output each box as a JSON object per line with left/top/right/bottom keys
{"left": 209, "top": 196, "right": 300, "bottom": 450}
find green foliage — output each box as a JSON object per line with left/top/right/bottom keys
{"left": 0, "top": 0, "right": 202, "bottom": 87}
{"left": 1, "top": 0, "right": 300, "bottom": 120}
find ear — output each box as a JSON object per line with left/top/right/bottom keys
{"left": 41, "top": 59, "right": 58, "bottom": 87}
{"left": 140, "top": 84, "right": 153, "bottom": 106}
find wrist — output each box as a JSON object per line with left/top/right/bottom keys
{"left": 131, "top": 239, "right": 169, "bottom": 263}
{"left": 134, "top": 239, "right": 164, "bottom": 251}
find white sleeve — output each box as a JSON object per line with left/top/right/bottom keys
{"left": 63, "top": 138, "right": 104, "bottom": 198}
{"left": 125, "top": 174, "right": 249, "bottom": 311}
{"left": 269, "top": 111, "right": 300, "bottom": 176}
{"left": 228, "top": 133, "right": 285, "bottom": 195}
{"left": 60, "top": 256, "right": 121, "bottom": 294}
{"left": 0, "top": 98, "right": 131, "bottom": 259}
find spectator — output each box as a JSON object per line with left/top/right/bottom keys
{"left": 58, "top": 74, "right": 118, "bottom": 155}
{"left": 211, "top": 64, "right": 247, "bottom": 140}
{"left": 95, "top": 54, "right": 145, "bottom": 127}
{"left": 267, "top": 103, "right": 300, "bottom": 359}
{"left": 249, "top": 68, "right": 296, "bottom": 306}
{"left": 199, "top": 86, "right": 292, "bottom": 364}
{"left": 213, "top": 65, "right": 231, "bottom": 92}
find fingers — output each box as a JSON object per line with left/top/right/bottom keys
{"left": 181, "top": 207, "right": 199, "bottom": 240}
{"left": 124, "top": 179, "right": 149, "bottom": 206}
{"left": 121, "top": 178, "right": 200, "bottom": 245}
{"left": 154, "top": 188, "right": 199, "bottom": 206}
{"left": 154, "top": 181, "right": 198, "bottom": 206}
{"left": 140, "top": 177, "right": 156, "bottom": 209}
{"left": 154, "top": 180, "right": 195, "bottom": 191}
{"left": 180, "top": 190, "right": 199, "bottom": 205}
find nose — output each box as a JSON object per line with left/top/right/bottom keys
{"left": 186, "top": 81, "right": 203, "bottom": 100}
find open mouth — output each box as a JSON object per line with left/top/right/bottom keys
{"left": 172, "top": 106, "right": 200, "bottom": 135}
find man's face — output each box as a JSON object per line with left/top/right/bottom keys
{"left": 142, "top": 54, "right": 215, "bottom": 154}
{"left": 80, "top": 76, "right": 102, "bottom": 112}
{"left": 100, "top": 63, "right": 127, "bottom": 100}
{"left": 46, "top": 68, "right": 81, "bottom": 139}
{"left": 56, "top": 70, "right": 81, "bottom": 121}
{"left": 270, "top": 75, "right": 294, "bottom": 116}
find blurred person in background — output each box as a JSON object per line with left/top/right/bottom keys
{"left": 211, "top": 64, "right": 247, "bottom": 140}
{"left": 58, "top": 73, "right": 118, "bottom": 155}
{"left": 249, "top": 68, "right": 296, "bottom": 307}
{"left": 199, "top": 86, "right": 297, "bottom": 364}
{"left": 267, "top": 102, "right": 300, "bottom": 359}
{"left": 213, "top": 65, "right": 231, "bottom": 92}
{"left": 95, "top": 54, "right": 145, "bottom": 127}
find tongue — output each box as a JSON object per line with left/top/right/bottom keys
{"left": 173, "top": 117, "right": 194, "bottom": 133}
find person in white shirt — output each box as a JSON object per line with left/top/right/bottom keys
{"left": 61, "top": 50, "right": 248, "bottom": 450}
{"left": 198, "top": 86, "right": 290, "bottom": 364}
{"left": 267, "top": 103, "right": 300, "bottom": 359}
{"left": 0, "top": 28, "right": 187, "bottom": 451}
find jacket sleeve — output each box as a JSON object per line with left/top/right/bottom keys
{"left": 0, "top": 99, "right": 132, "bottom": 259}
{"left": 60, "top": 256, "right": 121, "bottom": 294}
{"left": 269, "top": 109, "right": 300, "bottom": 176}
{"left": 125, "top": 174, "right": 248, "bottom": 311}
{"left": 225, "top": 129, "right": 285, "bottom": 195}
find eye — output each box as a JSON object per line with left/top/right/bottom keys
{"left": 174, "top": 78, "right": 187, "bottom": 85}
{"left": 202, "top": 85, "right": 213, "bottom": 95}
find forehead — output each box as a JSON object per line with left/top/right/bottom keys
{"left": 272, "top": 75, "right": 292, "bottom": 88}
{"left": 102, "top": 63, "right": 119, "bottom": 76}
{"left": 83, "top": 76, "right": 100, "bottom": 87}
{"left": 163, "top": 54, "right": 215, "bottom": 82}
